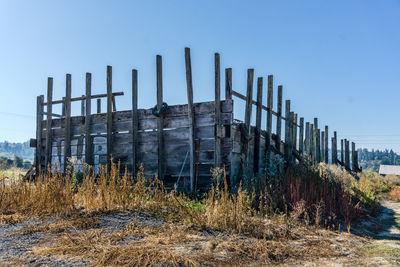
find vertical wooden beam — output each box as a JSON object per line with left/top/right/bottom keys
{"left": 45, "top": 77, "right": 53, "bottom": 170}
{"left": 214, "top": 53, "right": 222, "bottom": 168}
{"left": 341, "top": 139, "right": 344, "bottom": 164}
{"left": 185, "top": 48, "right": 195, "bottom": 191}
{"left": 225, "top": 68, "right": 232, "bottom": 100}
{"left": 275, "top": 85, "right": 283, "bottom": 152}
{"left": 333, "top": 131, "right": 338, "bottom": 165}
{"left": 112, "top": 96, "right": 117, "bottom": 112}
{"left": 97, "top": 99, "right": 101, "bottom": 113}
{"left": 244, "top": 69, "right": 254, "bottom": 171}
{"left": 81, "top": 95, "right": 85, "bottom": 116}
{"left": 305, "top": 121, "right": 309, "bottom": 158}
{"left": 62, "top": 97, "right": 65, "bottom": 117}
{"left": 85, "top": 73, "right": 92, "bottom": 166}
{"left": 352, "top": 142, "right": 356, "bottom": 171}
{"left": 314, "top": 118, "right": 320, "bottom": 162}
{"left": 289, "top": 112, "right": 295, "bottom": 162}
{"left": 254, "top": 77, "right": 263, "bottom": 175}
{"left": 131, "top": 69, "right": 139, "bottom": 176}
{"left": 321, "top": 131, "right": 325, "bottom": 163}
{"left": 284, "top": 100, "right": 291, "bottom": 161}
{"left": 310, "top": 124, "right": 314, "bottom": 162}
{"left": 64, "top": 74, "right": 72, "bottom": 173}
{"left": 293, "top": 113, "right": 297, "bottom": 151}
{"left": 106, "top": 66, "right": 113, "bottom": 168}
{"left": 266, "top": 75, "right": 273, "bottom": 168}
{"left": 156, "top": 55, "right": 165, "bottom": 180}
{"left": 345, "top": 139, "right": 350, "bottom": 170}
{"left": 324, "top": 125, "right": 329, "bottom": 164}
{"left": 35, "top": 95, "right": 44, "bottom": 176}
{"left": 299, "top": 117, "right": 304, "bottom": 158}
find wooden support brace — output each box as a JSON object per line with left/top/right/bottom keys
{"left": 266, "top": 75, "right": 273, "bottom": 168}
{"left": 214, "top": 53, "right": 222, "bottom": 168}
{"left": 225, "top": 68, "right": 232, "bottom": 100}
{"left": 276, "top": 85, "right": 282, "bottom": 152}
{"left": 299, "top": 118, "right": 304, "bottom": 159}
{"left": 324, "top": 125, "right": 329, "bottom": 163}
{"left": 35, "top": 95, "right": 44, "bottom": 176}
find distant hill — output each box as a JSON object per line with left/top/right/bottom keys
{"left": 0, "top": 141, "right": 34, "bottom": 162}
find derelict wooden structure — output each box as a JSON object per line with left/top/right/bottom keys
{"left": 31, "top": 48, "right": 362, "bottom": 191}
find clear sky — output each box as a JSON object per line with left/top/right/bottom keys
{"left": 0, "top": 0, "right": 399, "bottom": 152}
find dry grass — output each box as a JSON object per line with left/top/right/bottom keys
{"left": 0, "top": 161, "right": 378, "bottom": 265}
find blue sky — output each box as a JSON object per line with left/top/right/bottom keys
{"left": 0, "top": 0, "right": 399, "bottom": 152}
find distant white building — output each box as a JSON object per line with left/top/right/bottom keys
{"left": 379, "top": 165, "right": 400, "bottom": 176}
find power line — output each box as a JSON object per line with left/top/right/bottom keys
{"left": 0, "top": 111, "right": 35, "bottom": 118}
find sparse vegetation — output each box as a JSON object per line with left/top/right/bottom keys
{"left": 0, "top": 160, "right": 396, "bottom": 265}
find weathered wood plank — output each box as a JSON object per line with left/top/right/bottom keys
{"left": 266, "top": 75, "right": 273, "bottom": 168}
{"left": 345, "top": 139, "right": 350, "bottom": 169}
{"left": 64, "top": 74, "right": 72, "bottom": 173}
{"left": 36, "top": 95, "right": 44, "bottom": 175}
{"left": 254, "top": 77, "right": 263, "bottom": 175}
{"left": 243, "top": 69, "right": 254, "bottom": 174}
{"left": 107, "top": 66, "right": 113, "bottom": 167}
{"left": 321, "top": 131, "right": 325, "bottom": 164}
{"left": 156, "top": 55, "right": 165, "bottom": 180}
{"left": 284, "top": 100, "right": 290, "bottom": 161}
{"left": 214, "top": 52, "right": 222, "bottom": 169}
{"left": 341, "top": 139, "right": 344, "bottom": 164}
{"left": 132, "top": 69, "right": 138, "bottom": 176}
{"left": 332, "top": 131, "right": 337, "bottom": 165}
{"left": 185, "top": 47, "right": 195, "bottom": 191}
{"left": 85, "top": 73, "right": 93, "bottom": 165}
{"left": 225, "top": 68, "right": 232, "bottom": 100}
{"left": 324, "top": 125, "right": 329, "bottom": 164}
{"left": 299, "top": 117, "right": 304, "bottom": 158}
{"left": 45, "top": 77, "right": 53, "bottom": 169}
{"left": 97, "top": 99, "right": 101, "bottom": 113}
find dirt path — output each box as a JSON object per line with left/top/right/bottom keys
{"left": 353, "top": 200, "right": 400, "bottom": 266}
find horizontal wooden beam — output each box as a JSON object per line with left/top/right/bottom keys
{"left": 43, "top": 112, "right": 62, "bottom": 118}
{"left": 232, "top": 90, "right": 300, "bottom": 127}
{"left": 44, "top": 92, "right": 124, "bottom": 105}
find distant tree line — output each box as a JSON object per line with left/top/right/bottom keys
{"left": 0, "top": 155, "right": 31, "bottom": 170}
{"left": 0, "top": 141, "right": 34, "bottom": 162}
{"left": 357, "top": 148, "right": 399, "bottom": 171}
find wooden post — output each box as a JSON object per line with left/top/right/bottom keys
{"left": 324, "top": 126, "right": 329, "bottom": 163}
{"left": 254, "top": 77, "right": 263, "bottom": 175}
{"left": 97, "top": 99, "right": 101, "bottom": 113}
{"left": 289, "top": 112, "right": 295, "bottom": 162}
{"left": 35, "top": 95, "right": 44, "bottom": 176}
{"left": 156, "top": 55, "right": 165, "bottom": 180}
{"left": 332, "top": 131, "right": 337, "bottom": 165}
{"left": 131, "top": 69, "right": 139, "bottom": 176}
{"left": 81, "top": 95, "right": 85, "bottom": 116}
{"left": 112, "top": 96, "right": 117, "bottom": 112}
{"left": 299, "top": 117, "right": 304, "bottom": 158}
{"left": 107, "top": 66, "right": 113, "bottom": 168}
{"left": 62, "top": 97, "right": 65, "bottom": 117}
{"left": 64, "top": 74, "right": 72, "bottom": 173}
{"left": 244, "top": 69, "right": 254, "bottom": 171}
{"left": 45, "top": 77, "right": 53, "bottom": 170}
{"left": 185, "top": 48, "right": 195, "bottom": 192}
{"left": 276, "top": 85, "right": 282, "bottom": 152}
{"left": 284, "top": 100, "right": 291, "bottom": 161}
{"left": 85, "top": 73, "right": 92, "bottom": 166}
{"left": 352, "top": 142, "right": 356, "bottom": 171}
{"left": 214, "top": 53, "right": 222, "bottom": 168}
{"left": 341, "top": 139, "right": 344, "bottom": 164}
{"left": 310, "top": 124, "right": 314, "bottom": 161}
{"left": 321, "top": 131, "right": 325, "bottom": 164}
{"left": 293, "top": 113, "right": 297, "bottom": 151}
{"left": 314, "top": 118, "right": 320, "bottom": 162}
{"left": 266, "top": 75, "right": 273, "bottom": 168}
{"left": 345, "top": 139, "right": 350, "bottom": 170}
{"left": 305, "top": 121, "right": 309, "bottom": 158}
{"left": 225, "top": 68, "right": 232, "bottom": 100}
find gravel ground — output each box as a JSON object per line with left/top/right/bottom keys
{"left": 0, "top": 211, "right": 165, "bottom": 266}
